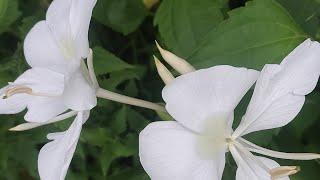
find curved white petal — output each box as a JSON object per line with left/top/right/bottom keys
{"left": 38, "top": 111, "right": 89, "bottom": 180}
{"left": 233, "top": 39, "right": 320, "bottom": 137}
{"left": 24, "top": 96, "right": 67, "bottom": 123}
{"left": 46, "top": 0, "right": 96, "bottom": 59}
{"left": 69, "top": 0, "right": 97, "bottom": 58}
{"left": 24, "top": 21, "right": 75, "bottom": 74}
{"left": 62, "top": 69, "right": 97, "bottom": 111}
{"left": 0, "top": 86, "right": 30, "bottom": 114}
{"left": 139, "top": 121, "right": 226, "bottom": 180}
{"left": 14, "top": 67, "right": 65, "bottom": 96}
{"left": 162, "top": 65, "right": 259, "bottom": 133}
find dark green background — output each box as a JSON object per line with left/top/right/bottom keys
{"left": 0, "top": 0, "right": 319, "bottom": 179}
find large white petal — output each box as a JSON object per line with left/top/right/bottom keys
{"left": 24, "top": 21, "right": 75, "bottom": 74}
{"left": 0, "top": 86, "right": 30, "bottom": 114}
{"left": 14, "top": 67, "right": 64, "bottom": 96}
{"left": 38, "top": 111, "right": 89, "bottom": 180}
{"left": 162, "top": 65, "right": 258, "bottom": 133}
{"left": 24, "top": 96, "right": 67, "bottom": 123}
{"left": 46, "top": 0, "right": 96, "bottom": 59}
{"left": 62, "top": 69, "right": 97, "bottom": 111}
{"left": 139, "top": 121, "right": 226, "bottom": 180}
{"left": 233, "top": 39, "right": 320, "bottom": 137}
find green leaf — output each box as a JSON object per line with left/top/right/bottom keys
{"left": 108, "top": 168, "right": 149, "bottom": 180}
{"left": 93, "top": 46, "right": 134, "bottom": 74}
{"left": 99, "top": 65, "right": 146, "bottom": 91}
{"left": 289, "top": 92, "right": 320, "bottom": 139}
{"left": 277, "top": 0, "right": 320, "bottom": 37}
{"left": 189, "top": 0, "right": 307, "bottom": 69}
{"left": 154, "top": 0, "right": 226, "bottom": 57}
{"left": 110, "top": 106, "right": 127, "bottom": 135}
{"left": 18, "top": 16, "right": 41, "bottom": 39}
{"left": 0, "top": 0, "right": 21, "bottom": 34}
{"left": 93, "top": 0, "right": 148, "bottom": 35}
{"left": 127, "top": 108, "right": 149, "bottom": 132}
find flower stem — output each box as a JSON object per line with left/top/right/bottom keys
{"left": 96, "top": 88, "right": 166, "bottom": 112}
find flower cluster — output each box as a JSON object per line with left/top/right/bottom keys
{"left": 1, "top": 0, "right": 320, "bottom": 180}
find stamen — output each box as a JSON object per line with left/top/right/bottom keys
{"left": 9, "top": 111, "right": 77, "bottom": 131}
{"left": 239, "top": 138, "right": 320, "bottom": 160}
{"left": 3, "top": 86, "right": 33, "bottom": 98}
{"left": 270, "top": 166, "right": 300, "bottom": 180}
{"left": 86, "top": 48, "right": 99, "bottom": 89}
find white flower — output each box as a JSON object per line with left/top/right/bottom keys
{"left": 24, "top": 0, "right": 98, "bottom": 111}
{"left": 0, "top": 0, "right": 97, "bottom": 179}
{"left": 139, "top": 39, "right": 320, "bottom": 180}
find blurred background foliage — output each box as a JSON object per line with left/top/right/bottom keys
{"left": 0, "top": 0, "right": 319, "bottom": 179}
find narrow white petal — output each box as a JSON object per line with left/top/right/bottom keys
{"left": 139, "top": 121, "right": 226, "bottom": 180}
{"left": 162, "top": 65, "right": 259, "bottom": 133}
{"left": 86, "top": 49, "right": 99, "bottom": 89}
{"left": 239, "top": 138, "right": 320, "bottom": 160}
{"left": 63, "top": 69, "right": 97, "bottom": 111}
{"left": 38, "top": 111, "right": 89, "bottom": 180}
{"left": 233, "top": 39, "right": 320, "bottom": 137}
{"left": 229, "top": 144, "right": 289, "bottom": 180}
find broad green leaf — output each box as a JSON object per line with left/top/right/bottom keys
{"left": 93, "top": 46, "right": 134, "bottom": 74}
{"left": 0, "top": 0, "right": 21, "bottom": 34}
{"left": 18, "top": 15, "right": 41, "bottom": 39}
{"left": 110, "top": 106, "right": 127, "bottom": 135}
{"left": 154, "top": 0, "right": 226, "bottom": 57}
{"left": 127, "top": 108, "right": 149, "bottom": 132}
{"left": 188, "top": 0, "right": 307, "bottom": 70}
{"left": 99, "top": 65, "right": 146, "bottom": 91}
{"left": 93, "top": 0, "right": 148, "bottom": 35}
{"left": 289, "top": 92, "right": 320, "bottom": 139}
{"left": 108, "top": 168, "right": 149, "bottom": 180}
{"left": 277, "top": 0, "right": 320, "bottom": 37}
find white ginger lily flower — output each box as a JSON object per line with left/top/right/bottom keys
{"left": 139, "top": 39, "right": 320, "bottom": 180}
{"left": 4, "top": 0, "right": 164, "bottom": 179}
{"left": 23, "top": 0, "right": 98, "bottom": 112}
{"left": 0, "top": 0, "right": 97, "bottom": 179}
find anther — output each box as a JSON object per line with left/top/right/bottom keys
{"left": 3, "top": 86, "right": 33, "bottom": 99}
{"left": 270, "top": 166, "right": 300, "bottom": 179}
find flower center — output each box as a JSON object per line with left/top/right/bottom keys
{"left": 61, "top": 39, "right": 76, "bottom": 60}
{"left": 196, "top": 114, "right": 230, "bottom": 159}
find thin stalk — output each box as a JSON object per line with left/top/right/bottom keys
{"left": 96, "top": 88, "right": 166, "bottom": 112}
